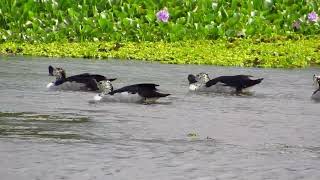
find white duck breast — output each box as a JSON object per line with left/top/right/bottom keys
{"left": 47, "top": 81, "right": 87, "bottom": 91}
{"left": 188, "top": 82, "right": 235, "bottom": 93}
{"left": 188, "top": 83, "right": 203, "bottom": 91}
{"left": 94, "top": 92, "right": 144, "bottom": 103}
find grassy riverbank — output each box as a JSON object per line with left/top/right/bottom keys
{"left": 1, "top": 36, "right": 319, "bottom": 68}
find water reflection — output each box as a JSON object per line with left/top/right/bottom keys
{"left": 0, "top": 112, "right": 89, "bottom": 140}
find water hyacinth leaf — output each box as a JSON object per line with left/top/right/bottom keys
{"left": 92, "top": 5, "right": 98, "bottom": 17}
{"left": 145, "top": 12, "right": 155, "bottom": 23}
{"left": 225, "top": 29, "right": 236, "bottom": 37}
{"left": 231, "top": 0, "right": 239, "bottom": 10}
{"left": 206, "top": 25, "right": 219, "bottom": 39}
{"left": 220, "top": 5, "right": 228, "bottom": 21}
{"left": 227, "top": 14, "right": 240, "bottom": 27}
{"left": 264, "top": 0, "right": 273, "bottom": 8}
{"left": 67, "top": 8, "right": 78, "bottom": 19}
{"left": 176, "top": 17, "right": 186, "bottom": 24}
{"left": 98, "top": 18, "right": 108, "bottom": 30}
{"left": 187, "top": 12, "right": 192, "bottom": 24}
{"left": 82, "top": 24, "right": 92, "bottom": 34}
{"left": 253, "top": 0, "right": 263, "bottom": 10}
{"left": 122, "top": 18, "right": 132, "bottom": 27}
{"left": 28, "top": 10, "right": 35, "bottom": 19}
{"left": 114, "top": 9, "right": 128, "bottom": 19}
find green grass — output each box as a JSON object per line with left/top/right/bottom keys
{"left": 1, "top": 36, "right": 319, "bottom": 68}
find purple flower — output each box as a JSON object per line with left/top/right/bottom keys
{"left": 308, "top": 11, "right": 318, "bottom": 22}
{"left": 156, "top": 8, "right": 169, "bottom": 23}
{"left": 292, "top": 20, "right": 301, "bottom": 31}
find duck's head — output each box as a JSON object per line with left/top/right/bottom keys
{"left": 313, "top": 74, "right": 320, "bottom": 89}
{"left": 48, "top": 65, "right": 66, "bottom": 80}
{"left": 188, "top": 74, "right": 197, "bottom": 84}
{"left": 97, "top": 80, "right": 113, "bottom": 95}
{"left": 195, "top": 72, "right": 210, "bottom": 83}
{"left": 188, "top": 72, "right": 210, "bottom": 84}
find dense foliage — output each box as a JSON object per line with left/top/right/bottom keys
{"left": 0, "top": 0, "right": 319, "bottom": 42}
{"left": 1, "top": 37, "right": 320, "bottom": 68}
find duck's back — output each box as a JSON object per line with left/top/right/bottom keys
{"left": 48, "top": 73, "right": 102, "bottom": 91}
{"left": 206, "top": 75, "right": 263, "bottom": 91}
{"left": 95, "top": 83, "right": 170, "bottom": 103}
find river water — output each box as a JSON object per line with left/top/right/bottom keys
{"left": 0, "top": 56, "right": 319, "bottom": 180}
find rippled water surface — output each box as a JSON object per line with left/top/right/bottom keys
{"left": 1, "top": 56, "right": 320, "bottom": 180}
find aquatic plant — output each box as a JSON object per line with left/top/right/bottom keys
{"left": 156, "top": 8, "right": 169, "bottom": 23}
{"left": 292, "top": 20, "right": 301, "bottom": 31}
{"left": 308, "top": 11, "right": 318, "bottom": 22}
{"left": 1, "top": 37, "right": 320, "bottom": 68}
{"left": 0, "top": 0, "right": 319, "bottom": 42}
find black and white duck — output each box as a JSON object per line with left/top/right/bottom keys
{"left": 312, "top": 74, "right": 320, "bottom": 100}
{"left": 93, "top": 81, "right": 170, "bottom": 103}
{"left": 47, "top": 65, "right": 116, "bottom": 91}
{"left": 188, "top": 72, "right": 263, "bottom": 93}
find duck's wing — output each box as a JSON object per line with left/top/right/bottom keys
{"left": 135, "top": 84, "right": 170, "bottom": 98}
{"left": 205, "top": 76, "right": 235, "bottom": 87}
{"left": 109, "top": 83, "right": 169, "bottom": 98}
{"left": 89, "top": 74, "right": 116, "bottom": 82}
{"left": 66, "top": 73, "right": 116, "bottom": 82}
{"left": 206, "top": 75, "right": 263, "bottom": 90}
{"left": 109, "top": 83, "right": 159, "bottom": 95}
{"left": 139, "top": 90, "right": 170, "bottom": 98}
{"left": 86, "top": 78, "right": 100, "bottom": 91}
{"left": 62, "top": 74, "right": 100, "bottom": 91}
{"left": 218, "top": 75, "right": 256, "bottom": 87}
{"left": 137, "top": 84, "right": 170, "bottom": 98}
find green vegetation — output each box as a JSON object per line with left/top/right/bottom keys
{"left": 0, "top": 0, "right": 319, "bottom": 42}
{"left": 1, "top": 37, "right": 319, "bottom": 68}
{"left": 0, "top": 0, "right": 319, "bottom": 68}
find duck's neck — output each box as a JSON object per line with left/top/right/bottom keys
{"left": 55, "top": 73, "right": 66, "bottom": 81}
{"left": 98, "top": 81, "right": 113, "bottom": 95}
{"left": 198, "top": 77, "right": 210, "bottom": 84}
{"left": 100, "top": 89, "right": 111, "bottom": 95}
